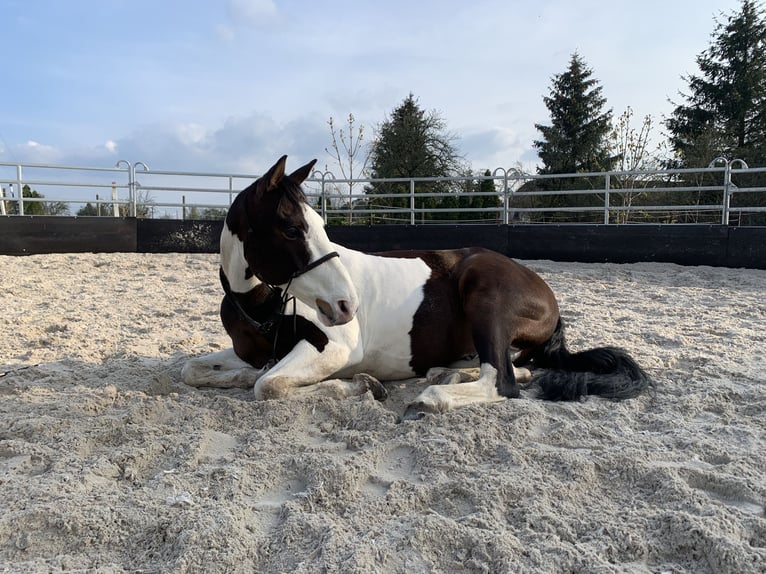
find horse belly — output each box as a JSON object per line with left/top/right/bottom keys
{"left": 347, "top": 347, "right": 417, "bottom": 380}
{"left": 347, "top": 314, "right": 422, "bottom": 380}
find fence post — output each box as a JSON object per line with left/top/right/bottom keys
{"left": 502, "top": 173, "right": 510, "bottom": 225}
{"left": 111, "top": 182, "right": 119, "bottom": 217}
{"left": 311, "top": 169, "right": 334, "bottom": 223}
{"left": 410, "top": 179, "right": 415, "bottom": 225}
{"left": 16, "top": 165, "right": 24, "bottom": 216}
{"left": 116, "top": 160, "right": 132, "bottom": 217}
{"left": 724, "top": 158, "right": 748, "bottom": 225}
{"left": 132, "top": 162, "right": 149, "bottom": 218}
{"left": 321, "top": 176, "right": 328, "bottom": 223}
{"left": 493, "top": 168, "right": 510, "bottom": 225}
{"left": 604, "top": 173, "right": 611, "bottom": 224}
{"left": 710, "top": 157, "right": 748, "bottom": 225}
{"left": 723, "top": 162, "right": 731, "bottom": 225}
{"left": 0, "top": 186, "right": 5, "bottom": 216}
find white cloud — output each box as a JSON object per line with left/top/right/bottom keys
{"left": 93, "top": 113, "right": 327, "bottom": 174}
{"left": 227, "top": 0, "right": 277, "bottom": 25}
{"left": 19, "top": 140, "right": 61, "bottom": 163}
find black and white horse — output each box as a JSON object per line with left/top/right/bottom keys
{"left": 183, "top": 155, "right": 651, "bottom": 419}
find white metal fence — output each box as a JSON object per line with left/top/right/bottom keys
{"left": 1, "top": 158, "right": 764, "bottom": 225}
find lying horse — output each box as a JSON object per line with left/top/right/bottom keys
{"left": 183, "top": 155, "right": 651, "bottom": 419}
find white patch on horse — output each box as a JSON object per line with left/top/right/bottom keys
{"left": 336, "top": 246, "right": 432, "bottom": 380}
{"left": 409, "top": 363, "right": 504, "bottom": 416}
{"left": 253, "top": 336, "right": 363, "bottom": 400}
{"left": 220, "top": 224, "right": 258, "bottom": 293}
{"left": 182, "top": 348, "right": 268, "bottom": 389}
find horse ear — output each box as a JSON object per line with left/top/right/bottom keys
{"left": 264, "top": 155, "right": 288, "bottom": 191}
{"left": 288, "top": 159, "right": 317, "bottom": 185}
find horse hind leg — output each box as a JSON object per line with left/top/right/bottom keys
{"left": 402, "top": 363, "right": 509, "bottom": 421}
{"left": 402, "top": 307, "right": 523, "bottom": 421}
{"left": 426, "top": 356, "right": 531, "bottom": 387}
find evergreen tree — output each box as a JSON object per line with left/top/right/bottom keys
{"left": 534, "top": 53, "right": 613, "bottom": 175}
{"left": 476, "top": 169, "right": 501, "bottom": 215}
{"left": 77, "top": 202, "right": 100, "bottom": 216}
{"left": 524, "top": 53, "right": 612, "bottom": 221}
{"left": 666, "top": 0, "right": 766, "bottom": 168}
{"left": 6, "top": 185, "right": 45, "bottom": 215}
{"left": 367, "top": 93, "right": 464, "bottom": 223}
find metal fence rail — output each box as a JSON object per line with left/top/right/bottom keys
{"left": 1, "top": 158, "right": 764, "bottom": 225}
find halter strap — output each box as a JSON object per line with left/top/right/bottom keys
{"left": 221, "top": 275, "right": 281, "bottom": 337}
{"left": 291, "top": 250, "right": 340, "bottom": 279}
{"left": 221, "top": 250, "right": 340, "bottom": 363}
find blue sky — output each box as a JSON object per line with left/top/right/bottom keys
{"left": 0, "top": 0, "right": 747, "bottom": 176}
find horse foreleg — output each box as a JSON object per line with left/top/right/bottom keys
{"left": 253, "top": 339, "right": 378, "bottom": 401}
{"left": 181, "top": 348, "right": 268, "bottom": 389}
{"left": 286, "top": 373, "right": 387, "bottom": 401}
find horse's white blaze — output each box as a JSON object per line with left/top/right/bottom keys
{"left": 414, "top": 363, "right": 503, "bottom": 413}
{"left": 220, "top": 224, "right": 259, "bottom": 293}
{"left": 287, "top": 206, "right": 359, "bottom": 325}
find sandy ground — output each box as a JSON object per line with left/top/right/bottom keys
{"left": 0, "top": 252, "right": 764, "bottom": 574}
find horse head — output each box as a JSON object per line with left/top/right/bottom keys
{"left": 227, "top": 155, "right": 358, "bottom": 327}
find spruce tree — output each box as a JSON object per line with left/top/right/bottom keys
{"left": 524, "top": 53, "right": 612, "bottom": 221}
{"left": 534, "top": 53, "right": 613, "bottom": 175}
{"left": 665, "top": 0, "right": 766, "bottom": 167}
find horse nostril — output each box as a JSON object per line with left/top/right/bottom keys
{"left": 338, "top": 300, "right": 350, "bottom": 315}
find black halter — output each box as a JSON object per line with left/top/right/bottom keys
{"left": 222, "top": 250, "right": 340, "bottom": 361}
{"left": 292, "top": 250, "right": 340, "bottom": 279}
{"left": 220, "top": 267, "right": 281, "bottom": 337}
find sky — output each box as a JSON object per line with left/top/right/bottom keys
{"left": 0, "top": 0, "right": 749, "bottom": 178}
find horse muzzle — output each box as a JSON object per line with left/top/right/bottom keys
{"left": 315, "top": 298, "right": 357, "bottom": 326}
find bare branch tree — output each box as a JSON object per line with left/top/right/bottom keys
{"left": 608, "top": 107, "right": 667, "bottom": 222}
{"left": 326, "top": 113, "right": 371, "bottom": 223}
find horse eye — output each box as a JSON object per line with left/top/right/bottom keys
{"left": 283, "top": 226, "right": 301, "bottom": 240}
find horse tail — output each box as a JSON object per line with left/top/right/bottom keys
{"left": 530, "top": 318, "right": 652, "bottom": 401}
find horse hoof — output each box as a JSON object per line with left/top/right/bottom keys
{"left": 401, "top": 407, "right": 426, "bottom": 422}
{"left": 401, "top": 401, "right": 438, "bottom": 421}
{"left": 353, "top": 373, "right": 388, "bottom": 401}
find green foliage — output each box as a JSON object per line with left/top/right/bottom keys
{"left": 664, "top": 0, "right": 766, "bottom": 224}
{"left": 77, "top": 203, "right": 100, "bottom": 216}
{"left": 523, "top": 53, "right": 613, "bottom": 222}
{"left": 76, "top": 191, "right": 154, "bottom": 218}
{"left": 183, "top": 206, "right": 227, "bottom": 220}
{"left": 665, "top": 0, "right": 766, "bottom": 168}
{"left": 534, "top": 53, "right": 613, "bottom": 175}
{"left": 366, "top": 93, "right": 465, "bottom": 223}
{"left": 4, "top": 184, "right": 69, "bottom": 216}
{"left": 77, "top": 201, "right": 120, "bottom": 216}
